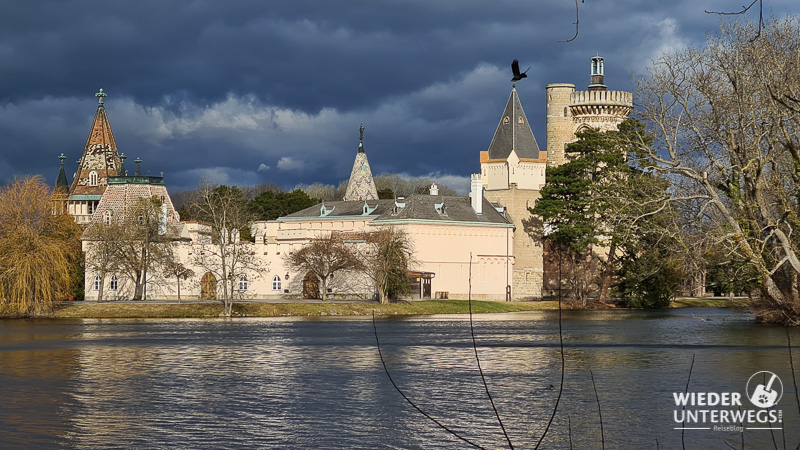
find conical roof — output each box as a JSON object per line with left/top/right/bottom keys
{"left": 486, "top": 87, "right": 541, "bottom": 160}
{"left": 56, "top": 153, "right": 69, "bottom": 191}
{"left": 69, "top": 89, "right": 122, "bottom": 196}
{"left": 343, "top": 124, "right": 378, "bottom": 201}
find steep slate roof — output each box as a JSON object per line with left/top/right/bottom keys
{"left": 281, "top": 195, "right": 512, "bottom": 226}
{"left": 69, "top": 90, "right": 122, "bottom": 197}
{"left": 486, "top": 87, "right": 541, "bottom": 160}
{"left": 343, "top": 125, "right": 378, "bottom": 201}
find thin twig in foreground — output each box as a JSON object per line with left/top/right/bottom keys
{"left": 371, "top": 311, "right": 486, "bottom": 449}
{"left": 590, "top": 368, "right": 605, "bottom": 449}
{"left": 534, "top": 257, "right": 566, "bottom": 450}
{"left": 682, "top": 354, "right": 695, "bottom": 450}
{"left": 788, "top": 328, "right": 800, "bottom": 416}
{"left": 468, "top": 253, "right": 514, "bottom": 448}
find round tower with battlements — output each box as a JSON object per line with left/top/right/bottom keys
{"left": 545, "top": 56, "right": 632, "bottom": 167}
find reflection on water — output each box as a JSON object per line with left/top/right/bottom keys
{"left": 0, "top": 309, "right": 798, "bottom": 448}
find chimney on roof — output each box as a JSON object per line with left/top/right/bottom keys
{"left": 470, "top": 174, "right": 483, "bottom": 215}
{"left": 429, "top": 183, "right": 438, "bottom": 195}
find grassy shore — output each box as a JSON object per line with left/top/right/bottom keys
{"left": 0, "top": 297, "right": 750, "bottom": 319}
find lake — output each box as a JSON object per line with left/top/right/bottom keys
{"left": 0, "top": 307, "right": 797, "bottom": 449}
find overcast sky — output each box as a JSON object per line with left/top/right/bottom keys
{"left": 0, "top": 0, "right": 794, "bottom": 194}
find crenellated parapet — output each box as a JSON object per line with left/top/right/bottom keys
{"left": 546, "top": 58, "right": 633, "bottom": 166}
{"left": 570, "top": 90, "right": 632, "bottom": 131}
{"left": 570, "top": 90, "right": 632, "bottom": 110}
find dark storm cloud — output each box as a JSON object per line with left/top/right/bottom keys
{"left": 0, "top": 0, "right": 794, "bottom": 192}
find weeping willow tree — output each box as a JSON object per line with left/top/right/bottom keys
{"left": 0, "top": 176, "right": 81, "bottom": 315}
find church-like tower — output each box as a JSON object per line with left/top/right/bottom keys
{"left": 343, "top": 124, "right": 378, "bottom": 201}
{"left": 480, "top": 86, "right": 548, "bottom": 299}
{"left": 66, "top": 89, "right": 123, "bottom": 223}
{"left": 545, "top": 56, "right": 633, "bottom": 167}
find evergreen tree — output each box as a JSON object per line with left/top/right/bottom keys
{"left": 248, "top": 189, "right": 319, "bottom": 221}
{"left": 530, "top": 118, "right": 679, "bottom": 305}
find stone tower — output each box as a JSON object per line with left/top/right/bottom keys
{"left": 343, "top": 124, "right": 379, "bottom": 201}
{"left": 67, "top": 89, "right": 123, "bottom": 223}
{"left": 545, "top": 56, "right": 633, "bottom": 167}
{"left": 480, "top": 86, "right": 548, "bottom": 299}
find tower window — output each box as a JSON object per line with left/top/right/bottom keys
{"left": 564, "top": 107, "right": 568, "bottom": 117}
{"left": 89, "top": 171, "right": 99, "bottom": 186}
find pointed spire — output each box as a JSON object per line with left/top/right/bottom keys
{"left": 486, "top": 87, "right": 541, "bottom": 160}
{"left": 344, "top": 124, "right": 378, "bottom": 201}
{"left": 56, "top": 153, "right": 69, "bottom": 191}
{"left": 69, "top": 89, "right": 122, "bottom": 196}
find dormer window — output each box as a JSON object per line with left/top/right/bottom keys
{"left": 89, "top": 171, "right": 99, "bottom": 186}
{"left": 503, "top": 116, "right": 510, "bottom": 124}
{"left": 518, "top": 117, "right": 524, "bottom": 124}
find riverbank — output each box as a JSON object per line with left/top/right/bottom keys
{"left": 0, "top": 297, "right": 750, "bottom": 319}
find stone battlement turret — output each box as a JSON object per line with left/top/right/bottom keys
{"left": 545, "top": 56, "right": 632, "bottom": 166}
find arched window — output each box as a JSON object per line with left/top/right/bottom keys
{"left": 238, "top": 275, "right": 248, "bottom": 291}
{"left": 103, "top": 210, "right": 112, "bottom": 224}
{"left": 563, "top": 107, "right": 568, "bottom": 117}
{"left": 89, "top": 171, "right": 99, "bottom": 186}
{"left": 110, "top": 275, "right": 118, "bottom": 291}
{"left": 272, "top": 275, "right": 282, "bottom": 291}
{"left": 93, "top": 275, "right": 101, "bottom": 291}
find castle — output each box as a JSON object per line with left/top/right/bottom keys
{"left": 64, "top": 56, "right": 631, "bottom": 301}
{"left": 480, "top": 55, "right": 632, "bottom": 298}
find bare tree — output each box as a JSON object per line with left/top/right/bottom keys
{"left": 84, "top": 221, "right": 123, "bottom": 301}
{"left": 188, "top": 183, "right": 263, "bottom": 315}
{"left": 635, "top": 18, "right": 800, "bottom": 323}
{"left": 361, "top": 228, "right": 415, "bottom": 304}
{"left": 163, "top": 259, "right": 194, "bottom": 302}
{"left": 84, "top": 197, "right": 177, "bottom": 301}
{"left": 285, "top": 234, "right": 364, "bottom": 300}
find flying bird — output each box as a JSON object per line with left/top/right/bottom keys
{"left": 511, "top": 59, "right": 530, "bottom": 82}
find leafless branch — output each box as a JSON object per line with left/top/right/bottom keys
{"left": 468, "top": 253, "right": 514, "bottom": 448}
{"left": 371, "top": 311, "right": 486, "bottom": 449}
{"left": 559, "top": 0, "right": 582, "bottom": 43}
{"left": 705, "top": 0, "right": 763, "bottom": 42}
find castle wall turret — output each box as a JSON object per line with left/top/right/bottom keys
{"left": 545, "top": 57, "right": 632, "bottom": 167}
{"left": 545, "top": 83, "right": 575, "bottom": 167}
